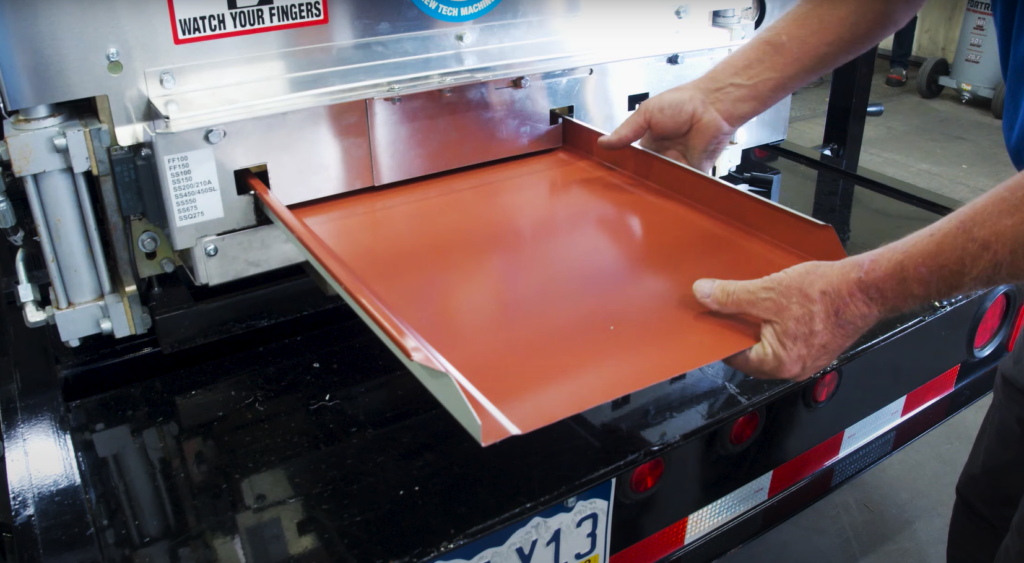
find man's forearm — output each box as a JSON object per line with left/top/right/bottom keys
{"left": 850, "top": 172, "right": 1024, "bottom": 318}
{"left": 707, "top": 0, "right": 924, "bottom": 127}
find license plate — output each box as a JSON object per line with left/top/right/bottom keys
{"left": 434, "top": 480, "right": 615, "bottom": 563}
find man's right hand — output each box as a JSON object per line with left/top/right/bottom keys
{"left": 596, "top": 82, "right": 738, "bottom": 173}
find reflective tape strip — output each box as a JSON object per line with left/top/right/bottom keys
{"left": 609, "top": 518, "right": 689, "bottom": 563}
{"left": 768, "top": 433, "right": 843, "bottom": 498}
{"left": 840, "top": 397, "right": 905, "bottom": 456}
{"left": 686, "top": 472, "right": 772, "bottom": 543}
{"left": 610, "top": 365, "right": 961, "bottom": 562}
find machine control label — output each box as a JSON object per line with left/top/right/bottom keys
{"left": 168, "top": 0, "right": 329, "bottom": 44}
{"left": 164, "top": 149, "right": 225, "bottom": 227}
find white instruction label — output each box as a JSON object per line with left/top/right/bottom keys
{"left": 169, "top": 0, "right": 329, "bottom": 44}
{"left": 164, "top": 149, "right": 225, "bottom": 228}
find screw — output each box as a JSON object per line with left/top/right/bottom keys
{"left": 204, "top": 244, "right": 218, "bottom": 257}
{"left": 160, "top": 258, "right": 176, "bottom": 274}
{"left": 389, "top": 97, "right": 402, "bottom": 105}
{"left": 667, "top": 54, "right": 681, "bottom": 65}
{"left": 53, "top": 136, "right": 68, "bottom": 153}
{"left": 98, "top": 318, "right": 113, "bottom": 335}
{"left": 675, "top": 5, "right": 689, "bottom": 18}
{"left": 106, "top": 48, "right": 120, "bottom": 62}
{"left": 138, "top": 231, "right": 160, "bottom": 253}
{"left": 204, "top": 128, "right": 226, "bottom": 145}
{"left": 513, "top": 76, "right": 531, "bottom": 89}
{"left": 160, "top": 71, "right": 176, "bottom": 90}
{"left": 456, "top": 30, "right": 473, "bottom": 44}
{"left": 387, "top": 85, "right": 402, "bottom": 93}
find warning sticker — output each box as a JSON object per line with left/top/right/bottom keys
{"left": 168, "top": 0, "right": 329, "bottom": 45}
{"left": 164, "top": 149, "right": 225, "bottom": 227}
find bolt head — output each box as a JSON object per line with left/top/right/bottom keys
{"left": 675, "top": 5, "right": 689, "bottom": 18}
{"left": 160, "top": 71, "right": 176, "bottom": 90}
{"left": 204, "top": 128, "right": 226, "bottom": 145}
{"left": 666, "top": 54, "right": 681, "bottom": 65}
{"left": 106, "top": 48, "right": 120, "bottom": 62}
{"left": 513, "top": 76, "right": 531, "bottom": 89}
{"left": 138, "top": 231, "right": 160, "bottom": 253}
{"left": 456, "top": 30, "right": 473, "bottom": 44}
{"left": 204, "top": 244, "right": 219, "bottom": 257}
{"left": 160, "top": 258, "right": 176, "bottom": 274}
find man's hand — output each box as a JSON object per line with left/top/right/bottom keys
{"left": 597, "top": 83, "right": 737, "bottom": 173}
{"left": 692, "top": 259, "right": 882, "bottom": 381}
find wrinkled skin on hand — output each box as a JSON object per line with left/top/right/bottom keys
{"left": 597, "top": 84, "right": 737, "bottom": 173}
{"left": 692, "top": 260, "right": 882, "bottom": 381}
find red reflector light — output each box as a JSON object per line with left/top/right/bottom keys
{"left": 729, "top": 412, "right": 760, "bottom": 446}
{"left": 629, "top": 458, "right": 666, "bottom": 494}
{"left": 975, "top": 293, "right": 1009, "bottom": 351}
{"left": 1010, "top": 305, "right": 1024, "bottom": 353}
{"left": 753, "top": 148, "right": 770, "bottom": 159}
{"left": 812, "top": 371, "right": 841, "bottom": 405}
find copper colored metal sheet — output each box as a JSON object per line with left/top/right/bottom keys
{"left": 252, "top": 119, "right": 845, "bottom": 445}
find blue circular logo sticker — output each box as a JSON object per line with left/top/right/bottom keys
{"left": 411, "top": 0, "right": 503, "bottom": 22}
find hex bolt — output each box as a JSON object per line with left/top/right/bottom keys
{"left": 205, "top": 128, "right": 227, "bottom": 145}
{"left": 204, "top": 244, "right": 218, "bottom": 257}
{"left": 53, "top": 136, "right": 69, "bottom": 153}
{"left": 160, "top": 71, "right": 176, "bottom": 90}
{"left": 387, "top": 84, "right": 402, "bottom": 93}
{"left": 160, "top": 258, "right": 176, "bottom": 274}
{"left": 106, "top": 48, "right": 120, "bottom": 62}
{"left": 456, "top": 30, "right": 473, "bottom": 44}
{"left": 513, "top": 76, "right": 531, "bottom": 89}
{"left": 675, "top": 5, "right": 689, "bottom": 19}
{"left": 138, "top": 231, "right": 160, "bottom": 253}
{"left": 390, "top": 97, "right": 403, "bottom": 105}
{"left": 98, "top": 318, "right": 113, "bottom": 336}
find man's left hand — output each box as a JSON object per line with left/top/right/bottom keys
{"left": 693, "top": 259, "right": 881, "bottom": 381}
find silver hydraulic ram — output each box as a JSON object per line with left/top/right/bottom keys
{"left": 2, "top": 104, "right": 134, "bottom": 345}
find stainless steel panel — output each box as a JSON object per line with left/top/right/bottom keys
{"left": 369, "top": 82, "right": 563, "bottom": 185}
{"left": 151, "top": 100, "right": 372, "bottom": 248}
{"left": 0, "top": 0, "right": 755, "bottom": 139}
{"left": 189, "top": 225, "right": 305, "bottom": 287}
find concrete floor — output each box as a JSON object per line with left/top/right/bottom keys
{"left": 785, "top": 60, "right": 1016, "bottom": 202}
{"left": 720, "top": 59, "right": 1017, "bottom": 562}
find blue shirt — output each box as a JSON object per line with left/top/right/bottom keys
{"left": 995, "top": 1, "right": 1024, "bottom": 170}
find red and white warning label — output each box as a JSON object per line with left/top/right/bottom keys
{"left": 168, "top": 0, "right": 329, "bottom": 44}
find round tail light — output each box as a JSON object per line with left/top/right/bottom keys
{"left": 729, "top": 411, "right": 761, "bottom": 446}
{"left": 629, "top": 458, "right": 665, "bottom": 494}
{"left": 974, "top": 293, "right": 1009, "bottom": 352}
{"left": 808, "top": 371, "right": 841, "bottom": 407}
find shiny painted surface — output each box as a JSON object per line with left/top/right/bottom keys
{"left": 258, "top": 121, "right": 843, "bottom": 444}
